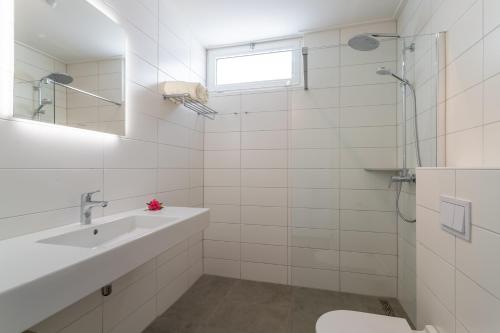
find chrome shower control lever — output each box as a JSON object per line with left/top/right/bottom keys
{"left": 388, "top": 172, "right": 416, "bottom": 188}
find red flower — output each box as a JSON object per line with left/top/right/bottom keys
{"left": 147, "top": 199, "right": 164, "bottom": 211}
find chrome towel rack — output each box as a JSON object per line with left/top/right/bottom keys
{"left": 163, "top": 94, "right": 217, "bottom": 120}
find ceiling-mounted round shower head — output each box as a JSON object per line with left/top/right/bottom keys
{"left": 348, "top": 34, "right": 380, "bottom": 51}
{"left": 376, "top": 66, "right": 392, "bottom": 76}
{"left": 43, "top": 72, "right": 74, "bottom": 85}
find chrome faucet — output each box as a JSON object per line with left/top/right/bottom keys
{"left": 80, "top": 190, "right": 108, "bottom": 225}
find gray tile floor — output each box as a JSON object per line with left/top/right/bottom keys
{"left": 143, "top": 275, "right": 412, "bottom": 333}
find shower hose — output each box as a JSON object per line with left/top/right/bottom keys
{"left": 397, "top": 83, "right": 421, "bottom": 224}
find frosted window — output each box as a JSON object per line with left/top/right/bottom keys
{"left": 216, "top": 51, "right": 293, "bottom": 85}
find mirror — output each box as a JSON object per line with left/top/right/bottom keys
{"left": 13, "top": 0, "right": 126, "bottom": 135}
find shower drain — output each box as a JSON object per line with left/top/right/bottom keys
{"left": 379, "top": 299, "right": 396, "bottom": 317}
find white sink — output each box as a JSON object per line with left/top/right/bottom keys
{"left": 38, "top": 215, "right": 178, "bottom": 249}
{"left": 0, "top": 207, "right": 209, "bottom": 333}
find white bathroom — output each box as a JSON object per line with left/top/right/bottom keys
{"left": 0, "top": 0, "right": 499, "bottom": 332}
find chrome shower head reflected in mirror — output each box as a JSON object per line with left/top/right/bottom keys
{"left": 14, "top": 0, "right": 126, "bottom": 135}
{"left": 42, "top": 73, "right": 74, "bottom": 85}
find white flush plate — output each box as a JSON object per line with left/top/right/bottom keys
{"left": 440, "top": 195, "right": 471, "bottom": 241}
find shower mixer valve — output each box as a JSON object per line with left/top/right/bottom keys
{"left": 388, "top": 171, "right": 416, "bottom": 188}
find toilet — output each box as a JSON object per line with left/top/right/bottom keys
{"left": 316, "top": 310, "right": 438, "bottom": 333}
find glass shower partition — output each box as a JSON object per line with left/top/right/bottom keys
{"left": 396, "top": 32, "right": 445, "bottom": 324}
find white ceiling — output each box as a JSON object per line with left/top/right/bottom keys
{"left": 173, "top": 0, "right": 403, "bottom": 47}
{"left": 15, "top": 0, "right": 125, "bottom": 63}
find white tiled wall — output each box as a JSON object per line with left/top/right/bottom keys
{"left": 397, "top": 0, "right": 500, "bottom": 323}
{"left": 14, "top": 42, "right": 67, "bottom": 124}
{"left": 0, "top": 0, "right": 205, "bottom": 241}
{"left": 1, "top": 0, "right": 205, "bottom": 331}
{"left": 67, "top": 59, "right": 125, "bottom": 135}
{"left": 30, "top": 232, "right": 203, "bottom": 333}
{"left": 416, "top": 168, "right": 500, "bottom": 333}
{"left": 399, "top": 0, "right": 500, "bottom": 167}
{"left": 203, "top": 21, "right": 400, "bottom": 297}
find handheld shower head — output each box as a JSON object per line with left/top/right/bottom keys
{"left": 376, "top": 66, "right": 409, "bottom": 85}
{"left": 376, "top": 67, "right": 393, "bottom": 76}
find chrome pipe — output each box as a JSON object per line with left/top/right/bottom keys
{"left": 46, "top": 79, "right": 122, "bottom": 106}
{"left": 302, "top": 47, "right": 309, "bottom": 90}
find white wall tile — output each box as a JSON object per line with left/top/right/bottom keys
{"left": 340, "top": 126, "right": 396, "bottom": 148}
{"left": 289, "top": 129, "right": 338, "bottom": 149}
{"left": 205, "top": 132, "right": 240, "bottom": 150}
{"left": 0, "top": 169, "right": 102, "bottom": 219}
{"left": 204, "top": 258, "right": 241, "bottom": 279}
{"left": 241, "top": 243, "right": 287, "bottom": 265}
{"left": 340, "top": 189, "right": 394, "bottom": 211}
{"left": 289, "top": 188, "right": 338, "bottom": 209}
{"left": 340, "top": 251, "right": 397, "bottom": 277}
{"left": 289, "top": 169, "right": 339, "bottom": 189}
{"left": 241, "top": 206, "right": 287, "bottom": 226}
{"left": 484, "top": 0, "right": 500, "bottom": 34}
{"left": 204, "top": 240, "right": 240, "bottom": 261}
{"left": 456, "top": 226, "right": 500, "bottom": 299}
{"left": 206, "top": 204, "right": 240, "bottom": 223}
{"left": 241, "top": 131, "right": 288, "bottom": 150}
{"left": 204, "top": 150, "right": 240, "bottom": 169}
{"left": 341, "top": 83, "right": 397, "bottom": 107}
{"left": 241, "top": 169, "right": 287, "bottom": 188}
{"left": 446, "top": 41, "right": 483, "bottom": 98}
{"left": 340, "top": 105, "right": 396, "bottom": 127}
{"left": 416, "top": 169, "right": 455, "bottom": 211}
{"left": 289, "top": 247, "right": 339, "bottom": 270}
{"left": 241, "top": 111, "right": 287, "bottom": 131}
{"left": 241, "top": 262, "right": 287, "bottom": 284}
{"left": 446, "top": 0, "right": 483, "bottom": 64}
{"left": 456, "top": 169, "right": 500, "bottom": 234}
{"left": 417, "top": 280, "right": 455, "bottom": 333}
{"left": 340, "top": 272, "right": 396, "bottom": 297}
{"left": 241, "top": 224, "right": 287, "bottom": 246}
{"left": 204, "top": 169, "right": 240, "bottom": 187}
{"left": 241, "top": 187, "right": 287, "bottom": 207}
{"left": 340, "top": 231, "right": 397, "bottom": 255}
{"left": 204, "top": 187, "right": 241, "bottom": 205}
{"left": 289, "top": 228, "right": 338, "bottom": 250}
{"left": 416, "top": 206, "right": 455, "bottom": 264}
{"left": 289, "top": 149, "right": 339, "bottom": 169}
{"left": 418, "top": 244, "right": 455, "bottom": 314}
{"left": 340, "top": 210, "right": 396, "bottom": 233}
{"left": 242, "top": 150, "right": 287, "bottom": 169}
{"left": 456, "top": 271, "right": 500, "bottom": 333}
{"left": 290, "top": 208, "right": 339, "bottom": 229}
{"left": 308, "top": 47, "right": 340, "bottom": 69}
{"left": 291, "top": 267, "right": 339, "bottom": 291}
{"left": 241, "top": 91, "right": 287, "bottom": 112}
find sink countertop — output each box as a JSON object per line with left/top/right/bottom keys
{"left": 0, "top": 207, "right": 209, "bottom": 333}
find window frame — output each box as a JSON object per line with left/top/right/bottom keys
{"left": 207, "top": 38, "right": 302, "bottom": 92}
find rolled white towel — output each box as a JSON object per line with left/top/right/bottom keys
{"left": 161, "top": 81, "right": 209, "bottom": 104}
